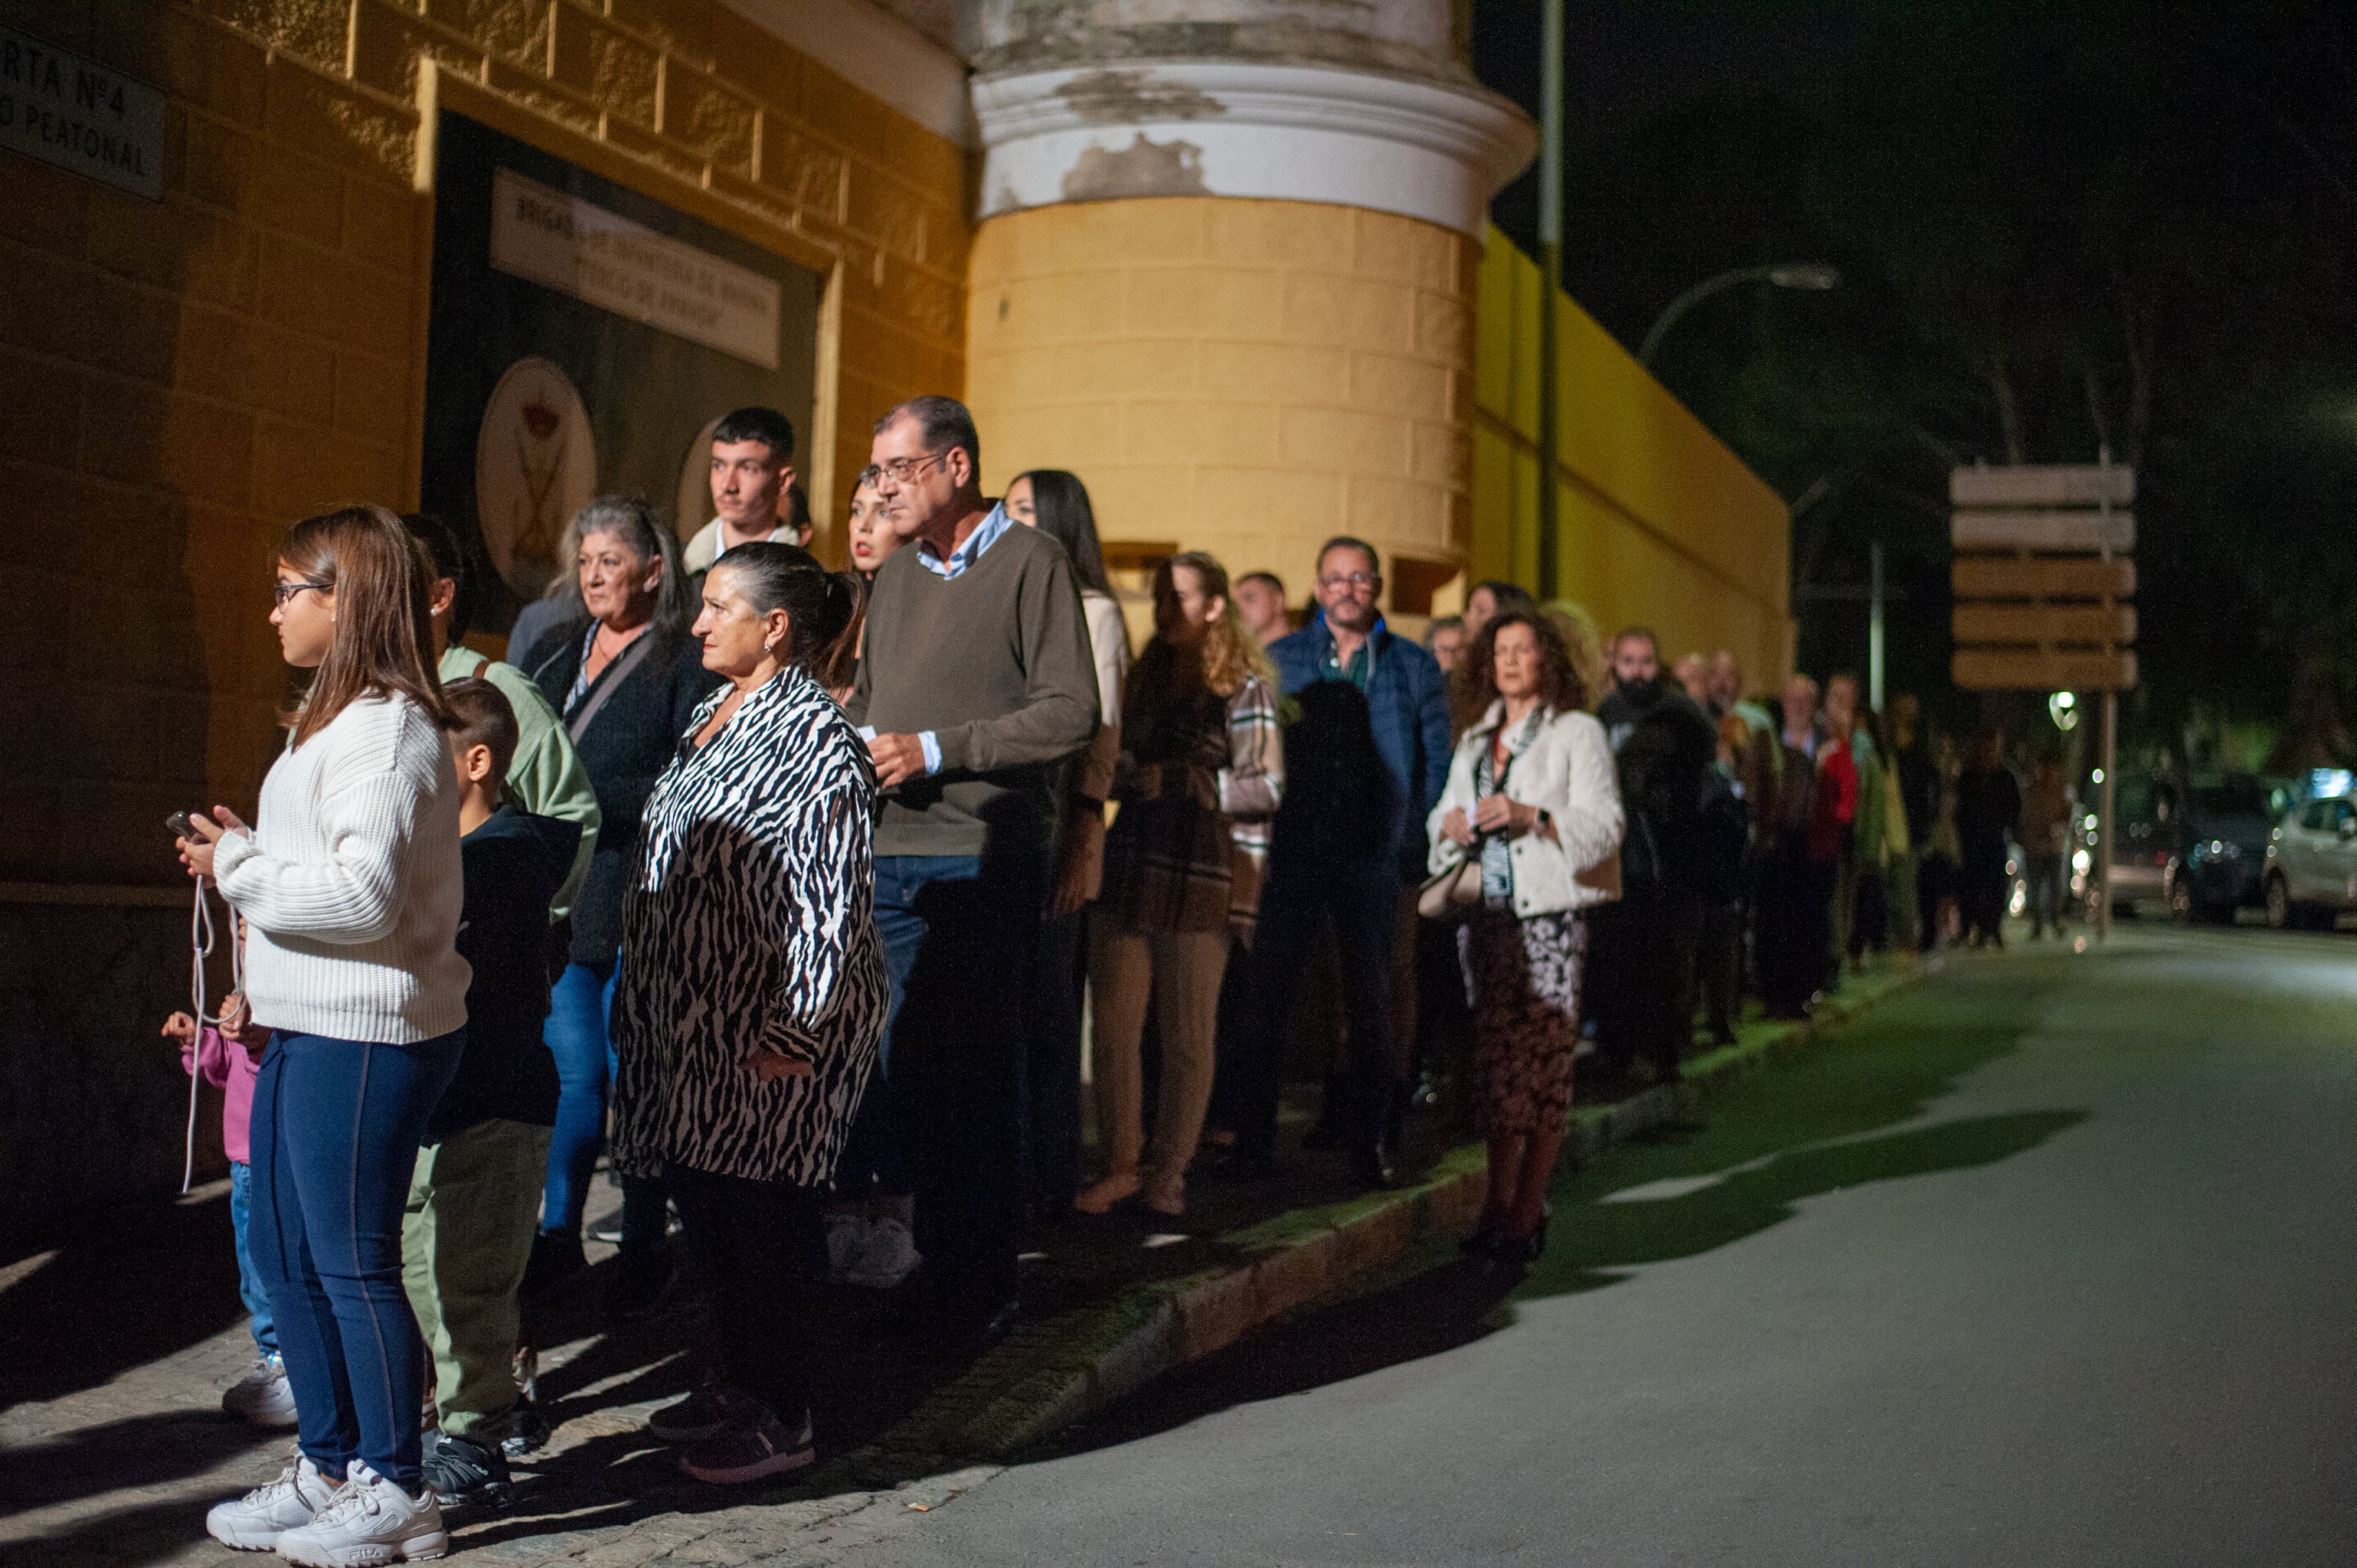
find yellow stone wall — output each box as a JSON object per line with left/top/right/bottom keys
{"left": 965, "top": 197, "right": 1479, "bottom": 624}
{"left": 0, "top": 0, "right": 969, "bottom": 884}
{"left": 1471, "top": 230, "right": 1793, "bottom": 690}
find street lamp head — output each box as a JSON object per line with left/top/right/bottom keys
{"left": 1767, "top": 263, "right": 1841, "bottom": 291}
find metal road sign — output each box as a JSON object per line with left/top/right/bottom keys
{"left": 1950, "top": 464, "right": 2136, "bottom": 508}
{"left": 1950, "top": 510, "right": 2136, "bottom": 553}
{"left": 1952, "top": 602, "right": 2138, "bottom": 647}
{"left": 1952, "top": 557, "right": 2137, "bottom": 601}
{"left": 1949, "top": 461, "right": 2136, "bottom": 694}
{"left": 1953, "top": 648, "right": 2139, "bottom": 692}
{"left": 1949, "top": 459, "right": 2138, "bottom": 938}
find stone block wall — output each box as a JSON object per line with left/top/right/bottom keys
{"left": 964, "top": 196, "right": 1478, "bottom": 611}
{"left": 0, "top": 0, "right": 971, "bottom": 1240}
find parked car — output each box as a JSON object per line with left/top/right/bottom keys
{"left": 2093, "top": 769, "right": 2283, "bottom": 922}
{"left": 2092, "top": 768, "right": 2169, "bottom": 916}
{"left": 2265, "top": 794, "right": 2357, "bottom": 929}
{"left": 2166, "top": 775, "right": 2282, "bottom": 923}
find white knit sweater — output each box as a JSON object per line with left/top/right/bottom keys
{"left": 214, "top": 694, "right": 472, "bottom": 1044}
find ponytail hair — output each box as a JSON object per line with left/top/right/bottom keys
{"left": 707, "top": 541, "right": 862, "bottom": 685}
{"left": 279, "top": 505, "right": 453, "bottom": 747}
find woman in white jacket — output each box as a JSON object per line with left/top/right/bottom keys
{"left": 1430, "top": 610, "right": 1623, "bottom": 1265}
{"left": 180, "top": 505, "right": 469, "bottom": 1564}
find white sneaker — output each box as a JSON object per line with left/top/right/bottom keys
{"left": 845, "top": 1217, "right": 920, "bottom": 1289}
{"left": 221, "top": 1355, "right": 301, "bottom": 1428}
{"left": 204, "top": 1454, "right": 340, "bottom": 1551}
{"left": 273, "top": 1460, "right": 446, "bottom": 1566}
{"left": 825, "top": 1212, "right": 870, "bottom": 1283}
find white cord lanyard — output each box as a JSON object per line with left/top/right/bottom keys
{"left": 184, "top": 874, "right": 245, "bottom": 1194}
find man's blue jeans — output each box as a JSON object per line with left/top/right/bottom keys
{"left": 858, "top": 852, "right": 1042, "bottom": 1312}
{"left": 248, "top": 1028, "right": 463, "bottom": 1488}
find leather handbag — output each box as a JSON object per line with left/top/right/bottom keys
{"left": 1422, "top": 739, "right": 1524, "bottom": 923}
{"left": 1417, "top": 851, "right": 1485, "bottom": 921}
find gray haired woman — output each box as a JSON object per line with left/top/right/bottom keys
{"left": 518, "top": 497, "right": 721, "bottom": 1312}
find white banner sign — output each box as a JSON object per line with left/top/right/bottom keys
{"left": 0, "top": 27, "right": 166, "bottom": 201}
{"left": 489, "top": 167, "right": 780, "bottom": 369}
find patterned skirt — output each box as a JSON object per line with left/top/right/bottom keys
{"left": 1457, "top": 906, "right": 1587, "bottom": 1136}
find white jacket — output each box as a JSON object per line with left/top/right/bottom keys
{"left": 1427, "top": 701, "right": 1624, "bottom": 917}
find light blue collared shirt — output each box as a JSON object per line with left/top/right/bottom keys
{"left": 909, "top": 501, "right": 1016, "bottom": 773}
{"left": 915, "top": 501, "right": 1014, "bottom": 582}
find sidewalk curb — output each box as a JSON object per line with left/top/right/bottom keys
{"left": 847, "top": 961, "right": 1931, "bottom": 1471}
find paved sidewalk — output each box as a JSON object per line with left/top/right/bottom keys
{"left": 0, "top": 960, "right": 1919, "bottom": 1566}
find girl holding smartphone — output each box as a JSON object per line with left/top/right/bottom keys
{"left": 181, "top": 505, "right": 469, "bottom": 1566}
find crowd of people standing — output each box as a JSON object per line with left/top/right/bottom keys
{"left": 164, "top": 388, "right": 2069, "bottom": 1561}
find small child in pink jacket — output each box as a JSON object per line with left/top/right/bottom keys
{"left": 164, "top": 998, "right": 295, "bottom": 1427}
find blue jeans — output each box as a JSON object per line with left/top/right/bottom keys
{"left": 541, "top": 960, "right": 616, "bottom": 1236}
{"left": 227, "top": 1160, "right": 277, "bottom": 1357}
{"left": 858, "top": 852, "right": 1041, "bottom": 1311}
{"left": 248, "top": 1028, "right": 463, "bottom": 1488}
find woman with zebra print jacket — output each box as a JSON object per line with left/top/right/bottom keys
{"left": 609, "top": 542, "right": 887, "bottom": 1486}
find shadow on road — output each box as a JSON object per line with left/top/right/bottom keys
{"left": 1524, "top": 1109, "right": 2086, "bottom": 1299}
{"left": 1036, "top": 963, "right": 2085, "bottom": 1458}
{"left": 0, "top": 1191, "right": 248, "bottom": 1415}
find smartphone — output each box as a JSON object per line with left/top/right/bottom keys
{"left": 167, "top": 811, "right": 201, "bottom": 841}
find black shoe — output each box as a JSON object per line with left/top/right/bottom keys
{"left": 499, "top": 1393, "right": 551, "bottom": 1460}
{"left": 1348, "top": 1138, "right": 1398, "bottom": 1191}
{"left": 1299, "top": 1121, "right": 1349, "bottom": 1153}
{"left": 603, "top": 1250, "right": 678, "bottom": 1323}
{"left": 1200, "top": 1145, "right": 1279, "bottom": 1182}
{"left": 1458, "top": 1218, "right": 1502, "bottom": 1258}
{"left": 521, "top": 1230, "right": 586, "bottom": 1299}
{"left": 423, "top": 1430, "right": 513, "bottom": 1510}
{"left": 1487, "top": 1206, "right": 1551, "bottom": 1271}
{"left": 881, "top": 1284, "right": 1018, "bottom": 1351}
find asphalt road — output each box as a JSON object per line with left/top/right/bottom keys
{"left": 839, "top": 926, "right": 2357, "bottom": 1566}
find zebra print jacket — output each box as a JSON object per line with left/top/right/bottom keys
{"left": 610, "top": 665, "right": 888, "bottom": 1187}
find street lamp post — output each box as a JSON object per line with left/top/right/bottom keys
{"left": 1637, "top": 263, "right": 1841, "bottom": 368}
{"left": 1535, "top": 0, "right": 1564, "bottom": 599}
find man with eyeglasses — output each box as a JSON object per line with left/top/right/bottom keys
{"left": 1226, "top": 537, "right": 1450, "bottom": 1190}
{"left": 842, "top": 395, "right": 1098, "bottom": 1342}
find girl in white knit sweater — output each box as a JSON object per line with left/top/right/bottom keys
{"left": 180, "top": 505, "right": 468, "bottom": 1566}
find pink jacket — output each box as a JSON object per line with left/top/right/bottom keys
{"left": 181, "top": 1026, "right": 260, "bottom": 1166}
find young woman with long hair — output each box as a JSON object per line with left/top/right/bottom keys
{"left": 1078, "top": 552, "right": 1283, "bottom": 1219}
{"left": 1005, "top": 469, "right": 1131, "bottom": 1221}
{"left": 182, "top": 505, "right": 469, "bottom": 1562}
{"left": 1430, "top": 610, "right": 1623, "bottom": 1266}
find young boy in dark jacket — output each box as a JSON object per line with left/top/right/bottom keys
{"left": 404, "top": 679, "right": 581, "bottom": 1506}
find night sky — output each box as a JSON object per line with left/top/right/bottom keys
{"left": 1469, "top": 1, "right": 2357, "bottom": 763}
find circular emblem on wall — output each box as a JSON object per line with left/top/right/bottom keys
{"left": 476, "top": 358, "right": 597, "bottom": 599}
{"left": 675, "top": 413, "right": 724, "bottom": 547}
